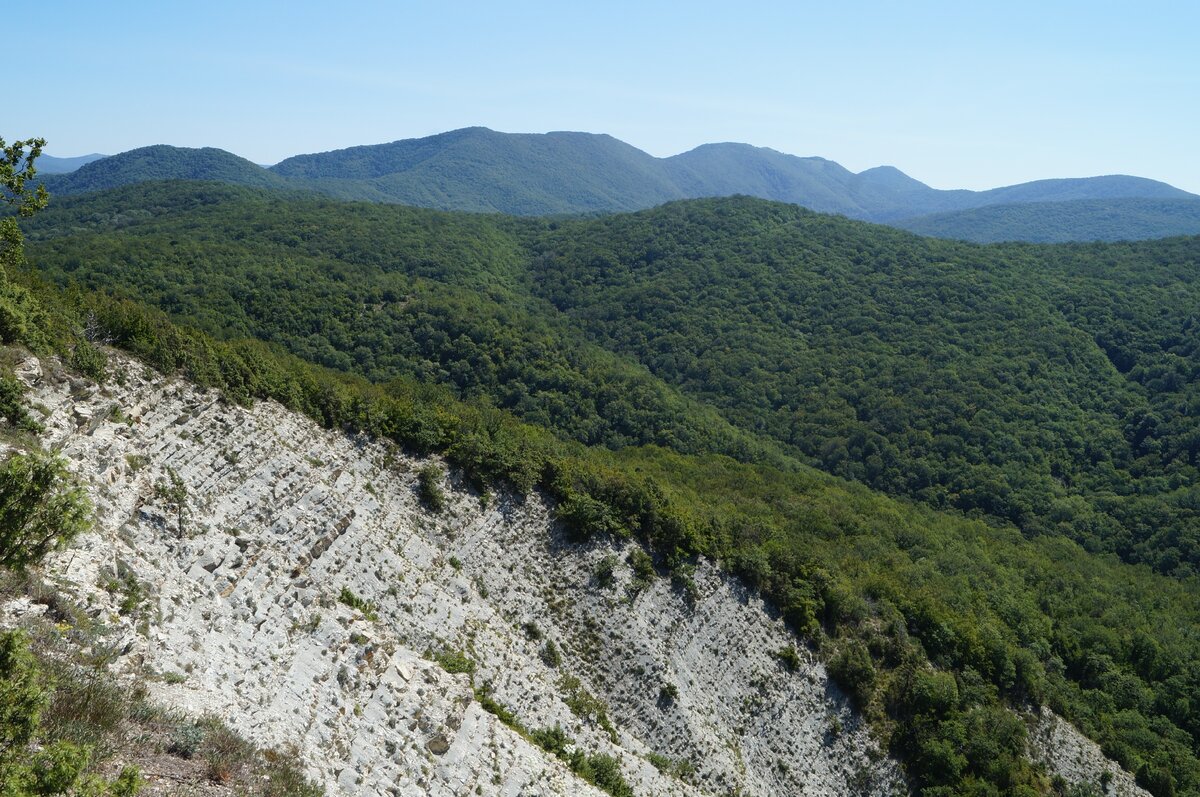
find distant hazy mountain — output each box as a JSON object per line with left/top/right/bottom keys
{"left": 268, "top": 129, "right": 1194, "bottom": 223}
{"left": 35, "top": 129, "right": 1199, "bottom": 242}
{"left": 40, "top": 145, "right": 292, "bottom": 194}
{"left": 272, "top": 127, "right": 686, "bottom": 214}
{"left": 34, "top": 153, "right": 106, "bottom": 174}
{"left": 895, "top": 197, "right": 1200, "bottom": 243}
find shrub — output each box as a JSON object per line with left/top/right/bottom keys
{"left": 68, "top": 342, "right": 107, "bottom": 381}
{"left": 594, "top": 554, "right": 618, "bottom": 587}
{"left": 200, "top": 722, "right": 255, "bottom": 784}
{"left": 337, "top": 587, "right": 378, "bottom": 622}
{"left": 627, "top": 548, "right": 655, "bottom": 588}
{"left": 260, "top": 748, "right": 324, "bottom": 797}
{"left": 0, "top": 629, "right": 143, "bottom": 796}
{"left": 0, "top": 630, "right": 46, "bottom": 754}
{"left": 828, "top": 639, "right": 876, "bottom": 707}
{"left": 416, "top": 463, "right": 446, "bottom": 512}
{"left": 433, "top": 649, "right": 475, "bottom": 675}
{"left": 531, "top": 724, "right": 571, "bottom": 757}
{"left": 774, "top": 645, "right": 802, "bottom": 672}
{"left": 587, "top": 754, "right": 633, "bottom": 797}
{"left": 168, "top": 722, "right": 205, "bottom": 759}
{"left": 0, "top": 370, "right": 40, "bottom": 433}
{"left": 0, "top": 452, "right": 91, "bottom": 571}
{"left": 474, "top": 684, "right": 520, "bottom": 729}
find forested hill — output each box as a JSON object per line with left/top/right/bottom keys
{"left": 39, "top": 145, "right": 293, "bottom": 195}
{"left": 36, "top": 128, "right": 1200, "bottom": 241}
{"left": 23, "top": 183, "right": 1200, "bottom": 578}
{"left": 12, "top": 180, "right": 1200, "bottom": 794}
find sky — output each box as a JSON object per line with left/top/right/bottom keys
{"left": 23, "top": 0, "right": 1200, "bottom": 192}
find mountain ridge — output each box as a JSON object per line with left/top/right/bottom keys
{"left": 34, "top": 128, "right": 1200, "bottom": 241}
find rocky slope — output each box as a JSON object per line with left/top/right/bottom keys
{"left": 10, "top": 350, "right": 1147, "bottom": 796}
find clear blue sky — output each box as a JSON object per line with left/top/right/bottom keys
{"left": 24, "top": 0, "right": 1200, "bottom": 192}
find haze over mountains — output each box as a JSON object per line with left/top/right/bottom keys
{"left": 40, "top": 127, "right": 1200, "bottom": 242}
{"left": 33, "top": 152, "right": 106, "bottom": 173}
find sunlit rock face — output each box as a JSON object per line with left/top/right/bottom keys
{"left": 19, "top": 350, "right": 1139, "bottom": 797}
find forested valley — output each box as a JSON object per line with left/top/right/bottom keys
{"left": 5, "top": 177, "right": 1200, "bottom": 795}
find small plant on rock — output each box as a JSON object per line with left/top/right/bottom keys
{"left": 774, "top": 644, "right": 802, "bottom": 672}
{"left": 337, "top": 587, "right": 378, "bottom": 622}
{"left": 153, "top": 467, "right": 189, "bottom": 536}
{"left": 540, "top": 640, "right": 562, "bottom": 668}
{"left": 595, "top": 554, "right": 618, "bottom": 588}
{"left": 416, "top": 463, "right": 446, "bottom": 512}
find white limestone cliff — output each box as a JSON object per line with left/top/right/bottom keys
{"left": 8, "top": 350, "right": 1147, "bottom": 797}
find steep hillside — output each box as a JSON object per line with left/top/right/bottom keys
{"left": 895, "top": 197, "right": 1200, "bottom": 242}
{"left": 16, "top": 347, "right": 1158, "bottom": 796}
{"left": 26, "top": 187, "right": 1200, "bottom": 576}
{"left": 13, "top": 184, "right": 1200, "bottom": 795}
{"left": 24, "top": 349, "right": 905, "bottom": 797}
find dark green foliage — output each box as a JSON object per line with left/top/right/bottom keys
{"left": 530, "top": 725, "right": 634, "bottom": 797}
{"left": 525, "top": 199, "right": 1200, "bottom": 578}
{"left": 0, "top": 631, "right": 45, "bottom": 756}
{"left": 594, "top": 554, "right": 618, "bottom": 587}
{"left": 0, "top": 453, "right": 90, "bottom": 572}
{"left": 23, "top": 183, "right": 767, "bottom": 465}
{"left": 0, "top": 630, "right": 143, "bottom": 796}
{"left": 27, "top": 186, "right": 1200, "bottom": 580}
{"left": 1, "top": 138, "right": 52, "bottom": 349}
{"left": 828, "top": 640, "right": 875, "bottom": 707}
{"left": 432, "top": 650, "right": 475, "bottom": 676}
{"left": 1, "top": 137, "right": 49, "bottom": 220}
{"left": 540, "top": 640, "right": 561, "bottom": 668}
{"left": 774, "top": 645, "right": 802, "bottom": 672}
{"left": 529, "top": 724, "right": 571, "bottom": 757}
{"left": 14, "top": 183, "right": 1200, "bottom": 794}
{"left": 559, "top": 675, "right": 617, "bottom": 743}
{"left": 152, "top": 468, "right": 188, "bottom": 537}
{"left": 67, "top": 342, "right": 106, "bottom": 381}
{"left": 627, "top": 549, "right": 655, "bottom": 585}
{"left": 38, "top": 146, "right": 290, "bottom": 196}
{"left": 0, "top": 370, "right": 41, "bottom": 432}
{"left": 337, "top": 588, "right": 378, "bottom": 622}
{"left": 416, "top": 463, "right": 446, "bottom": 512}
{"left": 474, "top": 684, "right": 519, "bottom": 728}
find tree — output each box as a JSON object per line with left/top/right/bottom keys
{"left": 0, "top": 136, "right": 51, "bottom": 345}
{"left": 1, "top": 137, "right": 48, "bottom": 281}
{"left": 0, "top": 453, "right": 91, "bottom": 572}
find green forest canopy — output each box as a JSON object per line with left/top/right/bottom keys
{"left": 9, "top": 180, "right": 1200, "bottom": 795}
